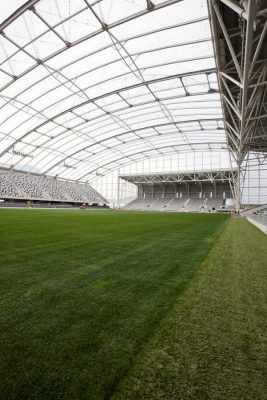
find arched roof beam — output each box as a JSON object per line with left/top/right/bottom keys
{"left": 0, "top": 54, "right": 215, "bottom": 130}
{"left": 0, "top": 14, "right": 210, "bottom": 93}
{"left": 0, "top": 68, "right": 216, "bottom": 159}
{"left": 0, "top": 0, "right": 40, "bottom": 31}
{"left": 4, "top": 91, "right": 222, "bottom": 172}
{"left": 0, "top": 0, "right": 185, "bottom": 91}
{"left": 42, "top": 119, "right": 224, "bottom": 174}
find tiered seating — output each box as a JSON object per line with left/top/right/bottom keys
{"left": 124, "top": 196, "right": 226, "bottom": 212}
{"left": 179, "top": 198, "right": 205, "bottom": 212}
{"left": 164, "top": 198, "right": 186, "bottom": 211}
{"left": 0, "top": 172, "right": 18, "bottom": 198}
{"left": 123, "top": 198, "right": 138, "bottom": 210}
{"left": 0, "top": 168, "right": 106, "bottom": 203}
{"left": 125, "top": 198, "right": 154, "bottom": 210}
{"left": 205, "top": 199, "right": 223, "bottom": 211}
{"left": 147, "top": 198, "right": 186, "bottom": 211}
{"left": 149, "top": 198, "right": 168, "bottom": 210}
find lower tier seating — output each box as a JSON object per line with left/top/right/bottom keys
{"left": 124, "top": 197, "right": 224, "bottom": 212}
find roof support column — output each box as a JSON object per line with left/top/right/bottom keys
{"left": 208, "top": 0, "right": 266, "bottom": 212}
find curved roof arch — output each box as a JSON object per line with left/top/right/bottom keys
{"left": 0, "top": 0, "right": 227, "bottom": 181}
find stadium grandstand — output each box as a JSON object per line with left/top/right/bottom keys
{"left": 121, "top": 169, "right": 234, "bottom": 211}
{"left": 0, "top": 1, "right": 266, "bottom": 399}
{"left": 0, "top": 167, "right": 107, "bottom": 206}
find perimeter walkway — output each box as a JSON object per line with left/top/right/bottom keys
{"left": 113, "top": 219, "right": 267, "bottom": 400}
{"left": 247, "top": 214, "right": 267, "bottom": 234}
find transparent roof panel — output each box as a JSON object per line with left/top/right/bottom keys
{"left": 4, "top": 11, "right": 48, "bottom": 46}
{"left": 0, "top": 0, "right": 227, "bottom": 181}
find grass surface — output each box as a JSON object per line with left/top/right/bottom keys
{"left": 1, "top": 211, "right": 266, "bottom": 400}
{"left": 0, "top": 210, "right": 226, "bottom": 400}
{"left": 112, "top": 219, "right": 267, "bottom": 400}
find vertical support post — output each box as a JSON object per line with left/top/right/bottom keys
{"left": 235, "top": 162, "right": 241, "bottom": 212}
{"left": 117, "top": 169, "right": 120, "bottom": 208}
{"left": 247, "top": 157, "right": 250, "bottom": 205}
{"left": 258, "top": 161, "right": 261, "bottom": 205}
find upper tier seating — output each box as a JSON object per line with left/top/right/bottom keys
{"left": 0, "top": 168, "right": 106, "bottom": 203}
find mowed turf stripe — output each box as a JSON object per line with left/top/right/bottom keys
{"left": 112, "top": 218, "right": 267, "bottom": 400}
{"left": 0, "top": 210, "right": 227, "bottom": 400}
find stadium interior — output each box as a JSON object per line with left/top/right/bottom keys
{"left": 0, "top": 1, "right": 266, "bottom": 399}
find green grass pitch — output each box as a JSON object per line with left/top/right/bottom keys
{"left": 0, "top": 210, "right": 266, "bottom": 400}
